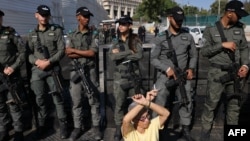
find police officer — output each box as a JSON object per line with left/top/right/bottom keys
{"left": 109, "top": 15, "right": 143, "bottom": 141}
{"left": 65, "top": 7, "right": 102, "bottom": 141}
{"left": 26, "top": 5, "right": 68, "bottom": 139}
{"left": 200, "top": 1, "right": 249, "bottom": 141}
{"left": 0, "top": 9, "right": 26, "bottom": 141}
{"left": 150, "top": 6, "right": 197, "bottom": 141}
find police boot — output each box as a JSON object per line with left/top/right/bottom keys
{"left": 178, "top": 125, "right": 195, "bottom": 141}
{"left": 59, "top": 119, "right": 69, "bottom": 139}
{"left": 13, "top": 131, "right": 24, "bottom": 141}
{"left": 92, "top": 126, "right": 102, "bottom": 140}
{"left": 36, "top": 125, "right": 46, "bottom": 139}
{"left": 69, "top": 128, "right": 82, "bottom": 141}
{"left": 82, "top": 126, "right": 102, "bottom": 141}
{"left": 0, "top": 130, "right": 9, "bottom": 141}
{"left": 200, "top": 128, "right": 211, "bottom": 141}
{"left": 114, "top": 125, "right": 122, "bottom": 141}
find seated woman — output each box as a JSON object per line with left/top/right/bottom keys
{"left": 121, "top": 89, "right": 170, "bottom": 141}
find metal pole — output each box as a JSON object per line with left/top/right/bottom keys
{"left": 218, "top": 0, "right": 221, "bottom": 20}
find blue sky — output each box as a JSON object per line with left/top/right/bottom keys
{"left": 174, "top": 0, "right": 214, "bottom": 10}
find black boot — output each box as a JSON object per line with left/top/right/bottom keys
{"left": 36, "top": 125, "right": 47, "bottom": 139}
{"left": 178, "top": 125, "right": 195, "bottom": 141}
{"left": 69, "top": 128, "right": 82, "bottom": 141}
{"left": 0, "top": 130, "right": 9, "bottom": 141}
{"left": 13, "top": 131, "right": 24, "bottom": 141}
{"left": 200, "top": 128, "right": 211, "bottom": 141}
{"left": 59, "top": 119, "right": 69, "bottom": 139}
{"left": 114, "top": 125, "right": 122, "bottom": 141}
{"left": 81, "top": 126, "right": 102, "bottom": 141}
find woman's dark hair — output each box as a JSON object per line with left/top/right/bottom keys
{"left": 128, "top": 28, "right": 141, "bottom": 53}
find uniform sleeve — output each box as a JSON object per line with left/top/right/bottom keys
{"left": 126, "top": 42, "right": 143, "bottom": 61}
{"left": 188, "top": 35, "right": 198, "bottom": 69}
{"left": 48, "top": 28, "right": 65, "bottom": 64}
{"left": 201, "top": 27, "right": 223, "bottom": 58}
{"left": 239, "top": 28, "right": 249, "bottom": 65}
{"left": 27, "top": 33, "right": 37, "bottom": 65}
{"left": 150, "top": 38, "right": 170, "bottom": 72}
{"left": 11, "top": 31, "right": 26, "bottom": 70}
{"left": 89, "top": 34, "right": 98, "bottom": 53}
{"left": 109, "top": 43, "right": 132, "bottom": 61}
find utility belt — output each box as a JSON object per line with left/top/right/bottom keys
{"left": 211, "top": 63, "right": 234, "bottom": 71}
{"left": 211, "top": 63, "right": 240, "bottom": 84}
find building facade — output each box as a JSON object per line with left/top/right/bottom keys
{"left": 97, "top": 0, "right": 142, "bottom": 19}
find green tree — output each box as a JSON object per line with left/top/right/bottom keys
{"left": 210, "top": 0, "right": 228, "bottom": 16}
{"left": 243, "top": 0, "right": 250, "bottom": 12}
{"left": 134, "top": 0, "right": 177, "bottom": 22}
{"left": 183, "top": 5, "right": 199, "bottom": 16}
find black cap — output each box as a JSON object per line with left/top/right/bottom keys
{"left": 115, "top": 15, "right": 133, "bottom": 24}
{"left": 167, "top": 6, "right": 185, "bottom": 22}
{"left": 37, "top": 5, "right": 51, "bottom": 16}
{"left": 76, "top": 7, "right": 93, "bottom": 17}
{"left": 0, "top": 10, "right": 4, "bottom": 16}
{"left": 225, "top": 0, "right": 249, "bottom": 17}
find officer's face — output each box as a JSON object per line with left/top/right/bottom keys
{"left": 228, "top": 11, "right": 240, "bottom": 25}
{"left": 77, "top": 15, "right": 90, "bottom": 27}
{"left": 118, "top": 23, "right": 131, "bottom": 33}
{"left": 169, "top": 16, "right": 183, "bottom": 30}
{"left": 35, "top": 13, "right": 50, "bottom": 25}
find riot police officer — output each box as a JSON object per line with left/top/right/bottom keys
{"left": 109, "top": 15, "right": 144, "bottom": 141}
{"left": 0, "top": 9, "right": 26, "bottom": 141}
{"left": 200, "top": 1, "right": 249, "bottom": 141}
{"left": 26, "top": 5, "right": 68, "bottom": 139}
{"left": 150, "top": 6, "right": 197, "bottom": 141}
{"left": 65, "top": 7, "right": 102, "bottom": 141}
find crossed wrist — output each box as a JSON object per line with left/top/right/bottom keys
{"left": 146, "top": 100, "right": 151, "bottom": 109}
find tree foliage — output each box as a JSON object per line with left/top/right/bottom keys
{"left": 210, "top": 0, "right": 227, "bottom": 15}
{"left": 243, "top": 0, "right": 250, "bottom": 12}
{"left": 133, "top": 0, "right": 177, "bottom": 22}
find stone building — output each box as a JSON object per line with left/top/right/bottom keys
{"left": 96, "top": 0, "right": 142, "bottom": 19}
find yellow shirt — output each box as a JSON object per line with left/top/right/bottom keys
{"left": 123, "top": 116, "right": 164, "bottom": 141}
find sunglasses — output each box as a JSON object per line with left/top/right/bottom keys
{"left": 137, "top": 114, "right": 150, "bottom": 122}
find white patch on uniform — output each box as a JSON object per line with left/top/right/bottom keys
{"left": 181, "top": 36, "right": 188, "bottom": 40}
{"left": 234, "top": 30, "right": 241, "bottom": 35}
{"left": 214, "top": 34, "right": 221, "bottom": 37}
{"left": 1, "top": 35, "right": 8, "bottom": 39}
{"left": 48, "top": 32, "right": 55, "bottom": 36}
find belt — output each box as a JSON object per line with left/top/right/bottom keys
{"left": 211, "top": 63, "right": 231, "bottom": 70}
